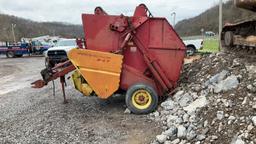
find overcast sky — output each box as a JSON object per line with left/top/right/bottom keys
{"left": 0, "top": 0, "right": 229, "bottom": 25}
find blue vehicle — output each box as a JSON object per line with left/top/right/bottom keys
{"left": 0, "top": 41, "right": 50, "bottom": 58}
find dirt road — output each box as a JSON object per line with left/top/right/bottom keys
{"left": 0, "top": 56, "right": 161, "bottom": 144}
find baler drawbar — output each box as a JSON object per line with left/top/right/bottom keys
{"left": 32, "top": 4, "right": 186, "bottom": 114}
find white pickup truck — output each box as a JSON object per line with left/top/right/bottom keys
{"left": 183, "top": 39, "right": 204, "bottom": 56}
{"left": 44, "top": 39, "right": 77, "bottom": 68}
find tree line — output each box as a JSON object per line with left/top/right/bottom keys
{"left": 0, "top": 14, "right": 84, "bottom": 42}
{"left": 175, "top": 0, "right": 255, "bottom": 37}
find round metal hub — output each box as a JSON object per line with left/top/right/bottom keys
{"left": 132, "top": 89, "right": 152, "bottom": 110}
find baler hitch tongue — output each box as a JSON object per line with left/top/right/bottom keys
{"left": 31, "top": 80, "right": 46, "bottom": 88}
{"left": 31, "top": 60, "right": 76, "bottom": 103}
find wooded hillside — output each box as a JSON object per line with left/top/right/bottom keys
{"left": 175, "top": 0, "right": 256, "bottom": 36}
{"left": 0, "top": 14, "right": 84, "bottom": 42}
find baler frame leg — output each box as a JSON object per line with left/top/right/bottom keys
{"left": 60, "top": 76, "right": 68, "bottom": 104}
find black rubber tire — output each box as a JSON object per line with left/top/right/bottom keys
{"left": 15, "top": 54, "right": 23, "bottom": 57}
{"left": 6, "top": 51, "right": 15, "bottom": 58}
{"left": 186, "top": 46, "right": 196, "bottom": 56}
{"left": 125, "top": 83, "right": 158, "bottom": 114}
{"left": 224, "top": 31, "right": 234, "bottom": 47}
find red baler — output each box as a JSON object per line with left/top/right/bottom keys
{"left": 32, "top": 4, "right": 186, "bottom": 114}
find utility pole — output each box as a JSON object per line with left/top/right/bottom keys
{"left": 219, "top": 0, "right": 223, "bottom": 51}
{"left": 171, "top": 12, "right": 176, "bottom": 27}
{"left": 11, "top": 23, "right": 16, "bottom": 43}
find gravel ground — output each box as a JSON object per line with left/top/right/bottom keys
{"left": 0, "top": 56, "right": 161, "bottom": 144}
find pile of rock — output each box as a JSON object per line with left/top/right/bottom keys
{"left": 151, "top": 52, "right": 256, "bottom": 144}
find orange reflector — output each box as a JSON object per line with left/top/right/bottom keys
{"left": 68, "top": 49, "right": 123, "bottom": 99}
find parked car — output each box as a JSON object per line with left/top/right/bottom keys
{"left": 45, "top": 39, "right": 77, "bottom": 68}
{"left": 205, "top": 31, "right": 216, "bottom": 37}
{"left": 183, "top": 39, "right": 204, "bottom": 56}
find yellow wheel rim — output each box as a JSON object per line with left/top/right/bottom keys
{"left": 131, "top": 89, "right": 152, "bottom": 110}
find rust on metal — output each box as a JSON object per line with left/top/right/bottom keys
{"left": 31, "top": 80, "right": 46, "bottom": 88}
{"left": 31, "top": 61, "right": 76, "bottom": 88}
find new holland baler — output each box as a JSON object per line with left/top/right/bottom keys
{"left": 32, "top": 4, "right": 186, "bottom": 114}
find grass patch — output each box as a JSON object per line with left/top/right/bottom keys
{"left": 182, "top": 35, "right": 220, "bottom": 53}
{"left": 200, "top": 38, "right": 220, "bottom": 53}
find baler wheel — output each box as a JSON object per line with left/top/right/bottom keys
{"left": 125, "top": 84, "right": 158, "bottom": 114}
{"left": 6, "top": 51, "right": 15, "bottom": 58}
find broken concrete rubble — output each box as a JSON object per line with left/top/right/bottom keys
{"left": 156, "top": 134, "right": 167, "bottom": 143}
{"left": 183, "top": 95, "right": 208, "bottom": 113}
{"left": 251, "top": 116, "right": 256, "bottom": 126}
{"left": 177, "top": 93, "right": 193, "bottom": 107}
{"left": 204, "top": 70, "right": 228, "bottom": 87}
{"left": 177, "top": 125, "right": 186, "bottom": 138}
{"left": 161, "top": 99, "right": 176, "bottom": 110}
{"left": 150, "top": 52, "right": 256, "bottom": 144}
{"left": 213, "top": 75, "right": 239, "bottom": 93}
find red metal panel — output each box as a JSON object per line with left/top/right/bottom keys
{"left": 148, "top": 49, "right": 185, "bottom": 87}
{"left": 122, "top": 18, "right": 186, "bottom": 92}
{"left": 120, "top": 64, "right": 163, "bottom": 96}
{"left": 82, "top": 14, "right": 122, "bottom": 52}
{"left": 131, "top": 18, "right": 185, "bottom": 51}
{"left": 122, "top": 45, "right": 148, "bottom": 75}
{"left": 149, "top": 19, "right": 164, "bottom": 48}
